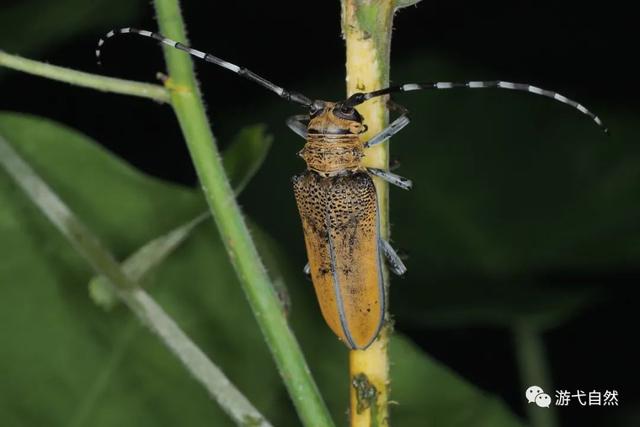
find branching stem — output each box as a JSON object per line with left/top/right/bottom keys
{"left": 0, "top": 134, "right": 271, "bottom": 427}
{"left": 0, "top": 50, "right": 169, "bottom": 102}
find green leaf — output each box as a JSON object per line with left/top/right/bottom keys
{"left": 88, "top": 212, "right": 208, "bottom": 310}
{"left": 0, "top": 111, "right": 523, "bottom": 426}
{"left": 223, "top": 125, "right": 273, "bottom": 196}
{"left": 396, "top": 282, "right": 600, "bottom": 331}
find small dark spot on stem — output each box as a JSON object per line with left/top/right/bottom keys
{"left": 352, "top": 373, "right": 378, "bottom": 414}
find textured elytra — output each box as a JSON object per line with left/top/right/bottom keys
{"left": 293, "top": 171, "right": 384, "bottom": 349}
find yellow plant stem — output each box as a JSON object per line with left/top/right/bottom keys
{"left": 343, "top": 1, "right": 395, "bottom": 426}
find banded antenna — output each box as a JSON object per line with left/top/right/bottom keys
{"left": 345, "top": 81, "right": 608, "bottom": 133}
{"left": 96, "top": 27, "right": 312, "bottom": 107}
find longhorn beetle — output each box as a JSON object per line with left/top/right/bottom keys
{"left": 97, "top": 27, "right": 607, "bottom": 350}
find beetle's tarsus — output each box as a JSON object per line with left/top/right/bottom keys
{"left": 367, "top": 168, "right": 412, "bottom": 190}
{"left": 380, "top": 239, "right": 407, "bottom": 276}
{"left": 303, "top": 262, "right": 311, "bottom": 278}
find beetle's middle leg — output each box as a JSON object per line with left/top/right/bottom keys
{"left": 379, "top": 239, "right": 407, "bottom": 276}
{"left": 364, "top": 100, "right": 412, "bottom": 189}
{"left": 286, "top": 114, "right": 309, "bottom": 139}
{"left": 364, "top": 101, "right": 410, "bottom": 148}
{"left": 303, "top": 262, "right": 311, "bottom": 278}
{"left": 366, "top": 168, "right": 412, "bottom": 190}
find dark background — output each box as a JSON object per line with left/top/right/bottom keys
{"left": 1, "top": 1, "right": 638, "bottom": 425}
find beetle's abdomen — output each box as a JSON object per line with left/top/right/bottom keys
{"left": 292, "top": 170, "right": 384, "bottom": 349}
{"left": 299, "top": 135, "right": 364, "bottom": 176}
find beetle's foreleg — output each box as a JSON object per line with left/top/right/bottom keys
{"left": 286, "top": 114, "right": 309, "bottom": 139}
{"left": 364, "top": 115, "right": 410, "bottom": 148}
{"left": 379, "top": 239, "right": 407, "bottom": 276}
{"left": 367, "top": 168, "right": 412, "bottom": 190}
{"left": 364, "top": 101, "right": 410, "bottom": 148}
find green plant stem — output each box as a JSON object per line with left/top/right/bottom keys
{"left": 514, "top": 322, "right": 559, "bottom": 427}
{"left": 69, "top": 320, "right": 139, "bottom": 427}
{"left": 0, "top": 134, "right": 272, "bottom": 427}
{"left": 152, "top": 1, "right": 335, "bottom": 426}
{"left": 0, "top": 50, "right": 170, "bottom": 103}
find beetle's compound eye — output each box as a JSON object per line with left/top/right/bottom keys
{"left": 340, "top": 105, "right": 354, "bottom": 115}
{"left": 334, "top": 103, "right": 362, "bottom": 122}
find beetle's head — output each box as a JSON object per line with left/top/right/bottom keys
{"left": 307, "top": 100, "right": 367, "bottom": 135}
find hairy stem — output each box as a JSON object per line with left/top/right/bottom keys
{"left": 0, "top": 50, "right": 169, "bottom": 103}
{"left": 151, "top": 1, "right": 335, "bottom": 426}
{"left": 342, "top": 1, "right": 395, "bottom": 426}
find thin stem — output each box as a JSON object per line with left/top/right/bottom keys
{"left": 514, "top": 322, "right": 559, "bottom": 427}
{"left": 0, "top": 134, "right": 271, "bottom": 427}
{"left": 69, "top": 320, "right": 139, "bottom": 427}
{"left": 342, "top": 1, "right": 395, "bottom": 426}
{"left": 151, "top": 1, "right": 335, "bottom": 426}
{"left": 0, "top": 50, "right": 170, "bottom": 103}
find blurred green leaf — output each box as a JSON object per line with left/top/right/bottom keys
{"left": 223, "top": 125, "right": 273, "bottom": 196}
{"left": 0, "top": 111, "right": 523, "bottom": 426}
{"left": 88, "top": 212, "right": 208, "bottom": 310}
{"left": 390, "top": 336, "right": 523, "bottom": 426}
{"left": 396, "top": 282, "right": 600, "bottom": 331}
{"left": 0, "top": 112, "right": 279, "bottom": 426}
{"left": 0, "top": 131, "right": 273, "bottom": 427}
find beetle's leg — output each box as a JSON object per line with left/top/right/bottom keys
{"left": 364, "top": 101, "right": 410, "bottom": 148}
{"left": 367, "top": 168, "right": 412, "bottom": 190}
{"left": 303, "top": 262, "right": 311, "bottom": 278}
{"left": 379, "top": 239, "right": 407, "bottom": 276}
{"left": 287, "top": 115, "right": 309, "bottom": 139}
